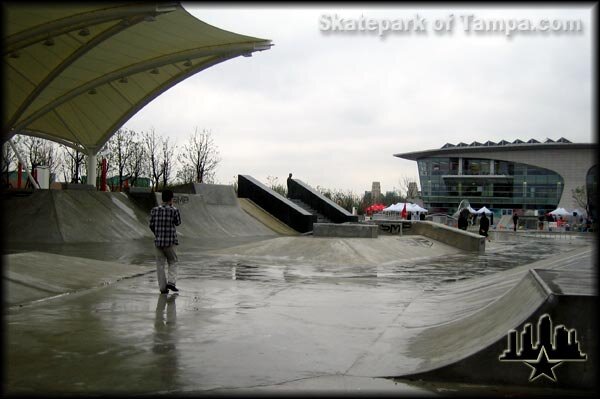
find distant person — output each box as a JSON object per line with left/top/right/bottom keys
{"left": 538, "top": 215, "right": 544, "bottom": 230}
{"left": 512, "top": 213, "right": 519, "bottom": 232}
{"left": 479, "top": 213, "right": 490, "bottom": 242}
{"left": 149, "top": 189, "right": 182, "bottom": 294}
{"left": 286, "top": 173, "right": 293, "bottom": 198}
{"left": 419, "top": 212, "right": 425, "bottom": 221}
{"left": 458, "top": 208, "right": 469, "bottom": 231}
{"left": 585, "top": 217, "right": 592, "bottom": 232}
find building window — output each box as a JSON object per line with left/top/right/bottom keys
{"left": 449, "top": 158, "right": 459, "bottom": 175}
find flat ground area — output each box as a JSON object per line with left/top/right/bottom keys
{"left": 3, "top": 234, "right": 596, "bottom": 396}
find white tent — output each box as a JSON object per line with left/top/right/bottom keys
{"left": 549, "top": 207, "right": 571, "bottom": 216}
{"left": 476, "top": 206, "right": 492, "bottom": 214}
{"left": 383, "top": 203, "right": 403, "bottom": 212}
{"left": 411, "top": 204, "right": 428, "bottom": 213}
{"left": 397, "top": 202, "right": 412, "bottom": 212}
{"left": 383, "top": 202, "right": 427, "bottom": 214}
{"left": 467, "top": 206, "right": 478, "bottom": 214}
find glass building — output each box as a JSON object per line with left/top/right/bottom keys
{"left": 395, "top": 138, "right": 597, "bottom": 217}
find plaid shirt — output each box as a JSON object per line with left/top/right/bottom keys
{"left": 149, "top": 204, "right": 181, "bottom": 247}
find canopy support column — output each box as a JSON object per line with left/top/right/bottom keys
{"left": 87, "top": 149, "right": 97, "bottom": 188}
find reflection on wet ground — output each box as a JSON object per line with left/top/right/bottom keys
{"left": 4, "top": 236, "right": 274, "bottom": 265}
{"left": 6, "top": 235, "right": 592, "bottom": 292}
{"left": 4, "top": 233, "right": 594, "bottom": 395}
{"left": 178, "top": 235, "right": 592, "bottom": 291}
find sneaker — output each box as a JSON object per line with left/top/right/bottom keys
{"left": 166, "top": 283, "right": 179, "bottom": 292}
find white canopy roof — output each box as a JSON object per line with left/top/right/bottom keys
{"left": 4, "top": 2, "right": 272, "bottom": 153}
{"left": 476, "top": 206, "right": 492, "bottom": 214}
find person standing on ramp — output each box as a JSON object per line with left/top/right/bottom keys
{"left": 479, "top": 212, "right": 491, "bottom": 242}
{"left": 149, "top": 190, "right": 182, "bottom": 294}
{"left": 286, "top": 173, "right": 293, "bottom": 198}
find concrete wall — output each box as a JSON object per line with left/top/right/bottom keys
{"left": 368, "top": 220, "right": 408, "bottom": 235}
{"left": 407, "top": 221, "right": 485, "bottom": 253}
{"left": 313, "top": 223, "right": 378, "bottom": 238}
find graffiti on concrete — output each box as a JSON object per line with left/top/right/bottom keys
{"left": 379, "top": 224, "right": 402, "bottom": 235}
{"left": 173, "top": 195, "right": 189, "bottom": 205}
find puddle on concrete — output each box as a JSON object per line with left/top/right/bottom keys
{"left": 175, "top": 235, "right": 591, "bottom": 290}
{"left": 6, "top": 234, "right": 591, "bottom": 291}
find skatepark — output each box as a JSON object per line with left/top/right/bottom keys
{"left": 3, "top": 183, "right": 596, "bottom": 395}
{"left": 3, "top": 3, "right": 596, "bottom": 395}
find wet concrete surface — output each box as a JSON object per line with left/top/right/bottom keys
{"left": 3, "top": 234, "right": 595, "bottom": 395}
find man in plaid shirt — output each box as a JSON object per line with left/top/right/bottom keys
{"left": 149, "top": 190, "right": 182, "bottom": 294}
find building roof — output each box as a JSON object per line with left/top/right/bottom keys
{"left": 394, "top": 139, "right": 596, "bottom": 161}
{"left": 4, "top": 2, "right": 272, "bottom": 153}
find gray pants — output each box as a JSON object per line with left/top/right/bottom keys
{"left": 155, "top": 246, "right": 178, "bottom": 292}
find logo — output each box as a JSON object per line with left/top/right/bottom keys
{"left": 499, "top": 314, "right": 587, "bottom": 382}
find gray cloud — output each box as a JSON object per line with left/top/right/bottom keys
{"left": 124, "top": 5, "right": 593, "bottom": 194}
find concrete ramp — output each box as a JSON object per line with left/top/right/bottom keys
{"left": 350, "top": 265, "right": 596, "bottom": 390}
{"left": 191, "top": 183, "right": 239, "bottom": 206}
{"left": 4, "top": 190, "right": 152, "bottom": 244}
{"left": 156, "top": 190, "right": 277, "bottom": 240}
{"left": 4, "top": 186, "right": 277, "bottom": 245}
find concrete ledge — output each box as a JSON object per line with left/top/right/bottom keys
{"left": 313, "top": 223, "right": 378, "bottom": 238}
{"left": 407, "top": 221, "right": 485, "bottom": 253}
{"left": 368, "top": 220, "right": 411, "bottom": 235}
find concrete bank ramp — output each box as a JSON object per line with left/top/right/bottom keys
{"left": 238, "top": 198, "right": 299, "bottom": 236}
{"left": 207, "top": 235, "right": 462, "bottom": 266}
{"left": 4, "top": 185, "right": 278, "bottom": 245}
{"left": 160, "top": 184, "right": 277, "bottom": 239}
{"left": 4, "top": 190, "right": 152, "bottom": 244}
{"left": 401, "top": 269, "right": 595, "bottom": 389}
{"left": 348, "top": 248, "right": 596, "bottom": 390}
{"left": 4, "top": 251, "right": 153, "bottom": 307}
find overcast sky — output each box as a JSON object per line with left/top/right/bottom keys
{"left": 123, "top": 4, "right": 594, "bottom": 195}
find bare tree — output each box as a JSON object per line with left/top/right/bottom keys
{"left": 127, "top": 132, "right": 147, "bottom": 187}
{"left": 572, "top": 185, "right": 589, "bottom": 215}
{"left": 177, "top": 128, "right": 220, "bottom": 184}
{"left": 22, "top": 136, "right": 59, "bottom": 175}
{"left": 160, "top": 137, "right": 176, "bottom": 189}
{"left": 61, "top": 146, "right": 86, "bottom": 183}
{"left": 1, "top": 140, "right": 17, "bottom": 187}
{"left": 103, "top": 129, "right": 134, "bottom": 191}
{"left": 15, "top": 135, "right": 60, "bottom": 187}
{"left": 143, "top": 129, "right": 163, "bottom": 191}
{"left": 398, "top": 174, "right": 419, "bottom": 198}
